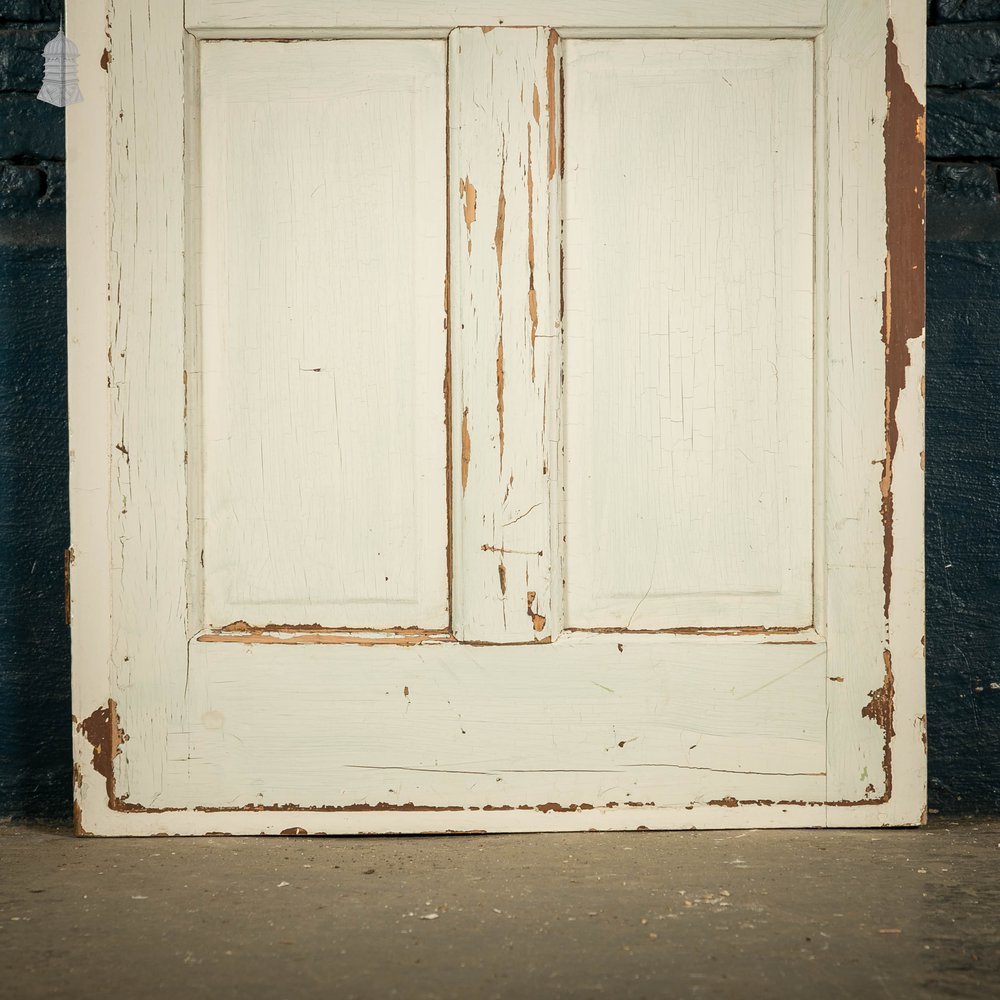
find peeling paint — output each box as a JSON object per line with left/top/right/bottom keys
{"left": 526, "top": 123, "right": 538, "bottom": 381}
{"left": 461, "top": 406, "right": 471, "bottom": 493}
{"left": 881, "top": 17, "right": 925, "bottom": 622}
{"left": 867, "top": 16, "right": 925, "bottom": 807}
{"left": 526, "top": 591, "right": 546, "bottom": 632}
{"left": 546, "top": 31, "right": 558, "bottom": 180}
{"left": 496, "top": 335, "right": 505, "bottom": 467}
{"left": 459, "top": 176, "right": 476, "bottom": 253}
{"left": 567, "top": 625, "right": 815, "bottom": 638}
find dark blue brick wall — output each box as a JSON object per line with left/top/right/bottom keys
{"left": 0, "top": 1, "right": 69, "bottom": 823}
{"left": 0, "top": 5, "right": 996, "bottom": 821}
{"left": 927, "top": 2, "right": 1000, "bottom": 812}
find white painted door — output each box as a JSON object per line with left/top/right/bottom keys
{"left": 68, "top": 0, "right": 926, "bottom": 835}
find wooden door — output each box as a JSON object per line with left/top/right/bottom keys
{"left": 68, "top": 0, "right": 926, "bottom": 835}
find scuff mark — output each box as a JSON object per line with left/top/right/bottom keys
{"left": 482, "top": 544, "right": 543, "bottom": 556}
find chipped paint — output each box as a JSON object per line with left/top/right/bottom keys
{"left": 496, "top": 334, "right": 505, "bottom": 467}
{"left": 881, "top": 17, "right": 925, "bottom": 622}
{"left": 546, "top": 31, "right": 558, "bottom": 180}
{"left": 459, "top": 176, "right": 476, "bottom": 253}
{"left": 566, "top": 625, "right": 816, "bottom": 638}
{"left": 527, "top": 123, "right": 538, "bottom": 381}
{"left": 864, "top": 17, "right": 925, "bottom": 806}
{"left": 461, "top": 406, "right": 471, "bottom": 492}
{"left": 526, "top": 590, "right": 546, "bottom": 632}
{"left": 200, "top": 626, "right": 452, "bottom": 646}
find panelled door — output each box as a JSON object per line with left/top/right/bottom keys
{"left": 68, "top": 0, "right": 926, "bottom": 835}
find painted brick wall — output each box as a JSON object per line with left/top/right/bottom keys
{"left": 926, "top": 0, "right": 1000, "bottom": 812}
{"left": 0, "top": 0, "right": 70, "bottom": 823}
{"left": 0, "top": 4, "right": 997, "bottom": 821}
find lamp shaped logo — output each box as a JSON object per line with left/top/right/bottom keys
{"left": 37, "top": 28, "right": 83, "bottom": 108}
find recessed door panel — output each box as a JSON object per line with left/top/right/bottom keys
{"left": 198, "top": 41, "right": 448, "bottom": 629}
{"left": 563, "top": 40, "right": 815, "bottom": 629}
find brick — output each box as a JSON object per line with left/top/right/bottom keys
{"left": 927, "top": 88, "right": 1000, "bottom": 158}
{"left": 0, "top": 92, "right": 63, "bottom": 159}
{"left": 928, "top": 24, "right": 1000, "bottom": 87}
{"left": 0, "top": 243, "right": 70, "bottom": 823}
{"left": 927, "top": 241, "right": 1000, "bottom": 299}
{"left": 926, "top": 284, "right": 1000, "bottom": 813}
{"left": 933, "top": 0, "right": 1000, "bottom": 21}
{"left": 0, "top": 1, "right": 60, "bottom": 25}
{"left": 927, "top": 162, "right": 1000, "bottom": 240}
{"left": 0, "top": 29, "right": 50, "bottom": 93}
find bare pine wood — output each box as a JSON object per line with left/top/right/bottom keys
{"left": 449, "top": 27, "right": 562, "bottom": 644}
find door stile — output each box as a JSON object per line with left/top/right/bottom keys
{"left": 449, "top": 28, "right": 564, "bottom": 644}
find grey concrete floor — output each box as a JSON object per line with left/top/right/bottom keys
{"left": 0, "top": 818, "right": 998, "bottom": 999}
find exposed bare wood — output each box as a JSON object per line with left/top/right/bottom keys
{"left": 449, "top": 28, "right": 562, "bottom": 643}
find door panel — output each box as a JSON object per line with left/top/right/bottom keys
{"left": 564, "top": 40, "right": 814, "bottom": 630}
{"left": 173, "top": 634, "right": 826, "bottom": 809}
{"left": 199, "top": 41, "right": 448, "bottom": 629}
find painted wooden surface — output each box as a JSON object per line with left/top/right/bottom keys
{"left": 175, "top": 633, "right": 829, "bottom": 809}
{"left": 825, "top": 0, "right": 927, "bottom": 819}
{"left": 186, "top": 1, "right": 830, "bottom": 35}
{"left": 69, "top": 0, "right": 926, "bottom": 836}
{"left": 449, "top": 28, "right": 561, "bottom": 643}
{"left": 198, "top": 40, "right": 448, "bottom": 629}
{"left": 104, "top": 0, "right": 190, "bottom": 809}
{"left": 563, "top": 39, "right": 814, "bottom": 630}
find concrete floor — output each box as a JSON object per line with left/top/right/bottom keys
{"left": 0, "top": 818, "right": 997, "bottom": 999}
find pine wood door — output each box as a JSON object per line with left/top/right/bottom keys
{"left": 68, "top": 0, "right": 926, "bottom": 835}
